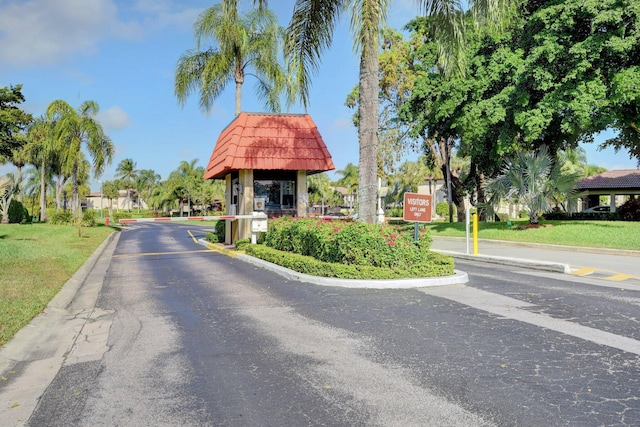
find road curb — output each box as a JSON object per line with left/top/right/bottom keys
{"left": 432, "top": 249, "right": 571, "bottom": 274}
{"left": 198, "top": 239, "right": 468, "bottom": 289}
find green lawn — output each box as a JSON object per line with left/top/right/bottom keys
{"left": 426, "top": 220, "right": 640, "bottom": 251}
{"left": 0, "top": 224, "right": 115, "bottom": 348}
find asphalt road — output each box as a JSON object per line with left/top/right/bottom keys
{"left": 4, "top": 222, "right": 640, "bottom": 426}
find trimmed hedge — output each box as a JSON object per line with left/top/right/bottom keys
{"left": 243, "top": 216, "right": 455, "bottom": 279}
{"left": 244, "top": 243, "right": 454, "bottom": 279}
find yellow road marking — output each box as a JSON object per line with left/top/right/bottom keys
{"left": 572, "top": 267, "right": 596, "bottom": 276}
{"left": 187, "top": 230, "right": 198, "bottom": 243}
{"left": 113, "top": 249, "right": 213, "bottom": 258}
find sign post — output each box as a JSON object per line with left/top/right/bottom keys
{"left": 403, "top": 193, "right": 433, "bottom": 243}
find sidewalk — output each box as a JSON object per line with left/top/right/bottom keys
{"left": 430, "top": 236, "right": 640, "bottom": 282}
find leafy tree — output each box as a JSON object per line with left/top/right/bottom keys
{"left": 175, "top": 3, "right": 289, "bottom": 115}
{"left": 484, "top": 146, "right": 583, "bottom": 224}
{"left": 115, "top": 158, "right": 138, "bottom": 211}
{"left": 46, "top": 100, "right": 114, "bottom": 216}
{"left": 0, "top": 85, "right": 32, "bottom": 163}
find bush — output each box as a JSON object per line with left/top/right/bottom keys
{"left": 385, "top": 206, "right": 403, "bottom": 217}
{"left": 82, "top": 209, "right": 96, "bottom": 227}
{"left": 245, "top": 243, "right": 454, "bottom": 279}
{"left": 262, "top": 217, "right": 435, "bottom": 271}
{"left": 48, "top": 210, "right": 74, "bottom": 225}
{"left": 215, "top": 220, "right": 225, "bottom": 241}
{"left": 436, "top": 202, "right": 456, "bottom": 220}
{"left": 617, "top": 198, "right": 640, "bottom": 221}
{"left": 111, "top": 211, "right": 132, "bottom": 223}
{"left": 7, "top": 199, "right": 29, "bottom": 224}
{"left": 518, "top": 210, "right": 530, "bottom": 219}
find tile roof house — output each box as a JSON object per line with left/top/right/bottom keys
{"left": 575, "top": 169, "right": 640, "bottom": 191}
{"left": 575, "top": 169, "right": 640, "bottom": 211}
{"left": 204, "top": 112, "right": 335, "bottom": 243}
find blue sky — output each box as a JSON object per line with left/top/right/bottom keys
{"left": 1, "top": 0, "right": 637, "bottom": 192}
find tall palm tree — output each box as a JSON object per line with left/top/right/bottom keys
{"left": 25, "top": 116, "right": 59, "bottom": 221}
{"left": 115, "top": 158, "right": 138, "bottom": 211}
{"left": 46, "top": 100, "right": 114, "bottom": 216}
{"left": 175, "top": 3, "right": 288, "bottom": 115}
{"left": 284, "top": 0, "right": 507, "bottom": 223}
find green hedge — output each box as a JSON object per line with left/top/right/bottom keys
{"left": 245, "top": 243, "right": 454, "bottom": 279}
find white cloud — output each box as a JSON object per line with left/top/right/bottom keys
{"left": 98, "top": 105, "right": 131, "bottom": 131}
{"left": 0, "top": 0, "right": 139, "bottom": 67}
{"left": 0, "top": 0, "right": 202, "bottom": 68}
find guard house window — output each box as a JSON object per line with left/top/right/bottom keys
{"left": 254, "top": 180, "right": 296, "bottom": 215}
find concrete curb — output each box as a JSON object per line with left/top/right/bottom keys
{"left": 198, "top": 239, "right": 468, "bottom": 289}
{"left": 432, "top": 249, "right": 572, "bottom": 274}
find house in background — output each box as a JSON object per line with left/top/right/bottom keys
{"left": 204, "top": 112, "right": 335, "bottom": 243}
{"left": 85, "top": 189, "right": 147, "bottom": 212}
{"left": 575, "top": 169, "right": 640, "bottom": 211}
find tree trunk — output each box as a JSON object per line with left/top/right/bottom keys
{"left": 40, "top": 159, "right": 47, "bottom": 221}
{"left": 357, "top": 33, "right": 380, "bottom": 224}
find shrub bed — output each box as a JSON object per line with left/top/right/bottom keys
{"left": 245, "top": 243, "right": 454, "bottom": 279}
{"left": 244, "top": 217, "right": 454, "bottom": 279}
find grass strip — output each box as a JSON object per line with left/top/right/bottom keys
{"left": 425, "top": 220, "right": 640, "bottom": 251}
{"left": 0, "top": 224, "right": 115, "bottom": 347}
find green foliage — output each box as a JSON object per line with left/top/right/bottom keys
{"left": 111, "top": 211, "right": 132, "bottom": 222}
{"left": 435, "top": 202, "right": 450, "bottom": 218}
{"left": 262, "top": 217, "right": 439, "bottom": 274}
{"left": 82, "top": 209, "right": 96, "bottom": 227}
{"left": 204, "top": 221, "right": 225, "bottom": 243}
{"left": 618, "top": 198, "right": 640, "bottom": 221}
{"left": 48, "top": 211, "right": 74, "bottom": 225}
{"left": 0, "top": 224, "right": 114, "bottom": 347}
{"left": 7, "top": 199, "right": 29, "bottom": 224}
{"left": 0, "top": 84, "right": 32, "bottom": 161}
{"left": 386, "top": 206, "right": 403, "bottom": 217}
{"left": 245, "top": 244, "right": 454, "bottom": 279}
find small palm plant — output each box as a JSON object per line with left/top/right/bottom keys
{"left": 0, "top": 177, "right": 17, "bottom": 224}
{"left": 484, "top": 146, "right": 582, "bottom": 225}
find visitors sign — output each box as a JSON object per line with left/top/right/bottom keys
{"left": 403, "top": 193, "right": 433, "bottom": 223}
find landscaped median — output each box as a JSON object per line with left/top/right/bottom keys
{"left": 202, "top": 217, "right": 468, "bottom": 289}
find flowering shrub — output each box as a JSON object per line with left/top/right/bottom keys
{"left": 263, "top": 217, "right": 436, "bottom": 271}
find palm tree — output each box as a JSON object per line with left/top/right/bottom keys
{"left": 0, "top": 176, "right": 16, "bottom": 224}
{"left": 167, "top": 159, "right": 203, "bottom": 216}
{"left": 175, "top": 3, "right": 288, "bottom": 115}
{"left": 307, "top": 172, "right": 336, "bottom": 214}
{"left": 336, "top": 163, "right": 359, "bottom": 211}
{"left": 284, "top": 0, "right": 507, "bottom": 223}
{"left": 137, "top": 169, "right": 162, "bottom": 212}
{"left": 115, "top": 158, "right": 138, "bottom": 211}
{"left": 484, "top": 146, "right": 583, "bottom": 224}
{"left": 46, "top": 100, "right": 114, "bottom": 216}
{"left": 25, "top": 116, "right": 57, "bottom": 221}
{"left": 102, "top": 180, "right": 119, "bottom": 216}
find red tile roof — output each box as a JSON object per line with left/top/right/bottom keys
{"left": 576, "top": 169, "right": 640, "bottom": 190}
{"left": 204, "top": 112, "right": 335, "bottom": 179}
